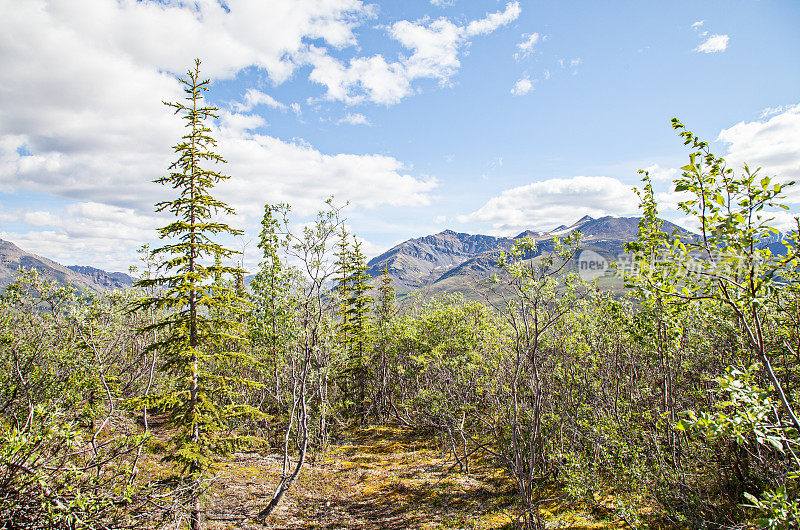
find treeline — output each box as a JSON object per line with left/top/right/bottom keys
{"left": 1, "top": 63, "right": 799, "bottom": 529}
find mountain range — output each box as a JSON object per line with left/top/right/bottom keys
{"left": 0, "top": 215, "right": 688, "bottom": 296}
{"left": 366, "top": 215, "right": 689, "bottom": 298}
{"left": 0, "top": 238, "right": 132, "bottom": 292}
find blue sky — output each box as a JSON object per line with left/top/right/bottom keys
{"left": 0, "top": 0, "right": 798, "bottom": 272}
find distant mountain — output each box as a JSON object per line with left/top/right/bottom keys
{"left": 366, "top": 229, "right": 516, "bottom": 293}
{"left": 366, "top": 215, "right": 690, "bottom": 298}
{"left": 66, "top": 265, "right": 133, "bottom": 290}
{"left": 0, "top": 238, "right": 132, "bottom": 292}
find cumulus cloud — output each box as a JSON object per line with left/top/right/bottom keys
{"left": 464, "top": 2, "right": 521, "bottom": 36}
{"left": 233, "top": 89, "right": 295, "bottom": 113}
{"left": 0, "top": 0, "right": 445, "bottom": 270}
{"left": 308, "top": 2, "right": 521, "bottom": 105}
{"left": 461, "top": 176, "right": 640, "bottom": 234}
{"left": 640, "top": 105, "right": 800, "bottom": 233}
{"left": 510, "top": 76, "right": 534, "bottom": 96}
{"left": 717, "top": 103, "right": 800, "bottom": 200}
{"left": 215, "top": 126, "right": 437, "bottom": 218}
{"left": 0, "top": 201, "right": 162, "bottom": 270}
{"left": 515, "top": 33, "right": 540, "bottom": 60}
{"left": 307, "top": 47, "right": 411, "bottom": 105}
{"left": 220, "top": 111, "right": 267, "bottom": 132}
{"left": 642, "top": 163, "right": 679, "bottom": 182}
{"left": 22, "top": 211, "right": 63, "bottom": 227}
{"left": 695, "top": 34, "right": 729, "bottom": 53}
{"left": 337, "top": 113, "right": 371, "bottom": 125}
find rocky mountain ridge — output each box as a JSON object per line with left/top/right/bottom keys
{"left": 366, "top": 215, "right": 689, "bottom": 296}
{"left": 0, "top": 238, "right": 132, "bottom": 292}
{"left": 0, "top": 215, "right": 691, "bottom": 296}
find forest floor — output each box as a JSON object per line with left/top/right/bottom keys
{"left": 188, "top": 425, "right": 628, "bottom": 530}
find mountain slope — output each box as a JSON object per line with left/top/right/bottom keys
{"left": 366, "top": 230, "right": 516, "bottom": 292}
{"left": 367, "top": 215, "right": 691, "bottom": 298}
{"left": 0, "top": 238, "right": 132, "bottom": 292}
{"left": 66, "top": 265, "right": 133, "bottom": 290}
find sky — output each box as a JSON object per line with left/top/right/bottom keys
{"left": 0, "top": 0, "right": 799, "bottom": 273}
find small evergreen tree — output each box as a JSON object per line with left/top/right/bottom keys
{"left": 373, "top": 267, "right": 395, "bottom": 420}
{"left": 133, "top": 59, "right": 257, "bottom": 530}
{"left": 346, "top": 238, "right": 373, "bottom": 417}
{"left": 249, "top": 204, "right": 297, "bottom": 410}
{"left": 334, "top": 227, "right": 353, "bottom": 347}
{"left": 333, "top": 229, "right": 354, "bottom": 411}
{"left": 333, "top": 232, "right": 373, "bottom": 419}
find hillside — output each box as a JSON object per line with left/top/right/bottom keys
{"left": 0, "top": 238, "right": 133, "bottom": 292}
{"left": 366, "top": 215, "right": 690, "bottom": 298}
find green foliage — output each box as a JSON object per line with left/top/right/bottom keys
{"left": 334, "top": 231, "right": 374, "bottom": 419}
{"left": 0, "top": 407, "right": 111, "bottom": 527}
{"left": 744, "top": 487, "right": 800, "bottom": 530}
{"left": 678, "top": 365, "right": 789, "bottom": 450}
{"left": 624, "top": 120, "right": 800, "bottom": 526}
{"left": 0, "top": 269, "right": 155, "bottom": 527}
{"left": 1, "top": 114, "right": 798, "bottom": 529}
{"left": 129, "top": 59, "right": 260, "bottom": 528}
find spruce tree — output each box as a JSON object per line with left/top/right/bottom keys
{"left": 333, "top": 228, "right": 354, "bottom": 409}
{"left": 373, "top": 267, "right": 395, "bottom": 420}
{"left": 134, "top": 59, "right": 257, "bottom": 530}
{"left": 334, "top": 227, "right": 353, "bottom": 346}
{"left": 344, "top": 237, "right": 373, "bottom": 418}
{"left": 249, "top": 204, "right": 296, "bottom": 408}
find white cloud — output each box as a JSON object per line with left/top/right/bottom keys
{"left": 308, "top": 2, "right": 521, "bottom": 105}
{"left": 337, "top": 113, "right": 371, "bottom": 126}
{"left": 22, "top": 211, "right": 63, "bottom": 227}
{"left": 642, "top": 163, "right": 678, "bottom": 182}
{"left": 462, "top": 176, "right": 640, "bottom": 234}
{"left": 717, "top": 103, "right": 800, "bottom": 200}
{"left": 695, "top": 34, "right": 729, "bottom": 53}
{"left": 691, "top": 20, "right": 705, "bottom": 29}
{"left": 556, "top": 57, "right": 581, "bottom": 74}
{"left": 220, "top": 111, "right": 267, "bottom": 132}
{"left": 430, "top": 0, "right": 455, "bottom": 6}
{"left": 0, "top": 0, "right": 441, "bottom": 271}
{"left": 0, "top": 201, "right": 162, "bottom": 270}
{"left": 306, "top": 46, "right": 411, "bottom": 105}
{"left": 434, "top": 215, "right": 447, "bottom": 224}
{"left": 234, "top": 89, "right": 291, "bottom": 113}
{"left": 351, "top": 234, "right": 387, "bottom": 260}
{"left": 647, "top": 105, "right": 800, "bottom": 233}
{"left": 511, "top": 77, "right": 534, "bottom": 96}
{"left": 760, "top": 105, "right": 790, "bottom": 119}
{"left": 214, "top": 126, "right": 437, "bottom": 217}
{"left": 515, "top": 32, "right": 540, "bottom": 60}
{"left": 464, "top": 2, "right": 521, "bottom": 37}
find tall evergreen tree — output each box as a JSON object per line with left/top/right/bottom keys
{"left": 334, "top": 227, "right": 353, "bottom": 346}
{"left": 134, "top": 59, "right": 256, "bottom": 530}
{"left": 249, "top": 204, "right": 297, "bottom": 408}
{"left": 373, "top": 267, "right": 395, "bottom": 420}
{"left": 344, "top": 237, "right": 373, "bottom": 418}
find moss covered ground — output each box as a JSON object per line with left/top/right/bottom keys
{"left": 178, "top": 425, "right": 634, "bottom": 529}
